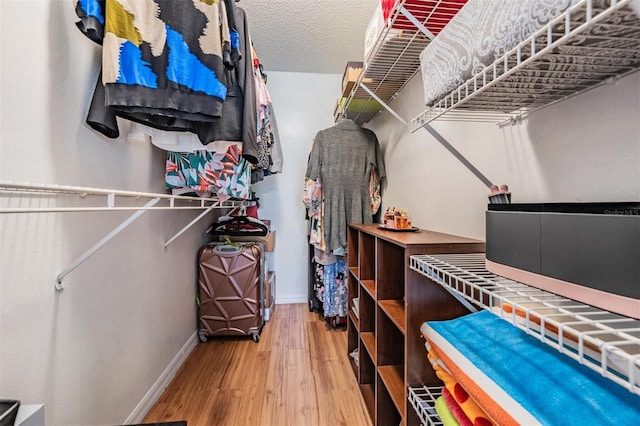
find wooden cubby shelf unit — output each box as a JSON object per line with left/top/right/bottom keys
{"left": 347, "top": 223, "right": 485, "bottom": 426}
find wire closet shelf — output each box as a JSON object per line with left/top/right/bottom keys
{"left": 343, "top": 0, "right": 468, "bottom": 125}
{"left": 0, "top": 181, "right": 241, "bottom": 213}
{"left": 408, "top": 385, "right": 444, "bottom": 426}
{"left": 409, "top": 253, "right": 640, "bottom": 396}
{"left": 409, "top": 0, "right": 640, "bottom": 131}
{"left": 0, "top": 181, "right": 244, "bottom": 289}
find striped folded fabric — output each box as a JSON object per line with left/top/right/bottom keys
{"left": 421, "top": 311, "right": 640, "bottom": 426}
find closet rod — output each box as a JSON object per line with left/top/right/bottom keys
{"left": 0, "top": 181, "right": 236, "bottom": 203}
{"left": 0, "top": 181, "right": 242, "bottom": 289}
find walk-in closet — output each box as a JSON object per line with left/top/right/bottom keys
{"left": 1, "top": 1, "right": 638, "bottom": 425}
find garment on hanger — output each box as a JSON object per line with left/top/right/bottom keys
{"left": 303, "top": 177, "right": 326, "bottom": 251}
{"left": 74, "top": 1, "right": 261, "bottom": 165}
{"left": 319, "top": 258, "right": 348, "bottom": 319}
{"left": 75, "top": 0, "right": 237, "bottom": 122}
{"left": 127, "top": 122, "right": 239, "bottom": 153}
{"left": 305, "top": 119, "right": 385, "bottom": 252}
{"left": 250, "top": 47, "right": 283, "bottom": 181}
{"left": 192, "top": 5, "right": 259, "bottom": 163}
{"left": 165, "top": 143, "right": 250, "bottom": 201}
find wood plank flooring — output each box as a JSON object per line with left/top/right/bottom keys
{"left": 143, "top": 304, "right": 371, "bottom": 426}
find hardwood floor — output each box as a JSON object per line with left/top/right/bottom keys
{"left": 143, "top": 304, "right": 371, "bottom": 426}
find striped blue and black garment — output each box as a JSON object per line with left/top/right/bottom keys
{"left": 74, "top": 0, "right": 241, "bottom": 136}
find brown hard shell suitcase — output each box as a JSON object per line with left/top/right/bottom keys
{"left": 198, "top": 242, "right": 264, "bottom": 343}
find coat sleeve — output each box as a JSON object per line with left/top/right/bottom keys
{"left": 372, "top": 131, "right": 386, "bottom": 180}
{"left": 305, "top": 135, "right": 322, "bottom": 180}
{"left": 74, "top": 0, "right": 105, "bottom": 45}
{"left": 222, "top": 0, "right": 242, "bottom": 69}
{"left": 237, "top": 8, "right": 259, "bottom": 164}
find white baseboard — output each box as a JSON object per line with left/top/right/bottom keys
{"left": 125, "top": 331, "right": 199, "bottom": 424}
{"left": 276, "top": 295, "right": 308, "bottom": 304}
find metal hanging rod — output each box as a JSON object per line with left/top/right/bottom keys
{"left": 1, "top": 181, "right": 243, "bottom": 289}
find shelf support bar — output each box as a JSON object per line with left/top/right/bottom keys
{"left": 359, "top": 82, "right": 408, "bottom": 126}
{"left": 164, "top": 204, "right": 219, "bottom": 249}
{"left": 55, "top": 197, "right": 161, "bottom": 290}
{"left": 398, "top": 6, "right": 436, "bottom": 40}
{"left": 421, "top": 124, "right": 493, "bottom": 188}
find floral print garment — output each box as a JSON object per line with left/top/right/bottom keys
{"left": 322, "top": 259, "right": 348, "bottom": 319}
{"left": 166, "top": 144, "right": 251, "bottom": 201}
{"left": 303, "top": 177, "right": 326, "bottom": 251}
{"left": 314, "top": 262, "right": 325, "bottom": 303}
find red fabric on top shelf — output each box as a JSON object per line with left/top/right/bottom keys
{"left": 382, "top": 0, "right": 467, "bottom": 35}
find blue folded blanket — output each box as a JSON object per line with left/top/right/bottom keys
{"left": 426, "top": 311, "right": 640, "bottom": 425}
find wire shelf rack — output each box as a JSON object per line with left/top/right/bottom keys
{"left": 1, "top": 181, "right": 244, "bottom": 288}
{"left": 408, "top": 386, "right": 444, "bottom": 426}
{"left": 342, "top": 0, "right": 468, "bottom": 125}
{"left": 0, "top": 181, "right": 240, "bottom": 213}
{"left": 409, "top": 0, "right": 640, "bottom": 131}
{"left": 409, "top": 253, "right": 640, "bottom": 395}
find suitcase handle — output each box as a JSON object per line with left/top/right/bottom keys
{"left": 213, "top": 244, "right": 243, "bottom": 255}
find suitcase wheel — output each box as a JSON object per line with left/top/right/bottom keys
{"left": 198, "top": 331, "right": 208, "bottom": 343}
{"left": 251, "top": 333, "right": 259, "bottom": 343}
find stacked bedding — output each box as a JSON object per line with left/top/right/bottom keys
{"left": 422, "top": 311, "right": 640, "bottom": 425}
{"left": 419, "top": 0, "right": 574, "bottom": 106}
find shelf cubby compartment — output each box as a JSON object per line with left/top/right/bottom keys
{"left": 376, "top": 239, "right": 405, "bottom": 300}
{"left": 379, "top": 364, "right": 406, "bottom": 419}
{"left": 376, "top": 373, "right": 403, "bottom": 426}
{"left": 348, "top": 268, "right": 360, "bottom": 327}
{"left": 361, "top": 332, "right": 377, "bottom": 365}
{"left": 348, "top": 226, "right": 359, "bottom": 277}
{"left": 376, "top": 302, "right": 406, "bottom": 416}
{"left": 379, "top": 299, "right": 406, "bottom": 334}
{"left": 359, "top": 232, "right": 376, "bottom": 281}
{"left": 359, "top": 288, "right": 376, "bottom": 333}
{"left": 361, "top": 279, "right": 376, "bottom": 298}
{"left": 347, "top": 314, "right": 359, "bottom": 377}
{"left": 360, "top": 346, "right": 376, "bottom": 422}
{"left": 377, "top": 305, "right": 405, "bottom": 367}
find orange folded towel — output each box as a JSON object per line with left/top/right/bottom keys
{"left": 429, "top": 349, "right": 497, "bottom": 426}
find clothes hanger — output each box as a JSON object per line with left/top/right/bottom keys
{"left": 207, "top": 215, "right": 269, "bottom": 236}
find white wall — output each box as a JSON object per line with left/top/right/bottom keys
{"left": 252, "top": 71, "right": 342, "bottom": 304}
{"left": 1, "top": 2, "right": 211, "bottom": 425}
{"left": 368, "top": 71, "right": 640, "bottom": 240}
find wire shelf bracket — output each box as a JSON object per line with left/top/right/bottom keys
{"left": 0, "top": 181, "right": 241, "bottom": 289}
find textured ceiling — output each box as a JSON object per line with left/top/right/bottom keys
{"left": 239, "top": 0, "right": 379, "bottom": 74}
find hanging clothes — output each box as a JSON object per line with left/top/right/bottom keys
{"left": 75, "top": 0, "right": 237, "bottom": 122}
{"left": 74, "top": 0, "right": 260, "bottom": 165}
{"left": 165, "top": 144, "right": 251, "bottom": 201}
{"left": 320, "top": 258, "right": 348, "bottom": 319}
{"left": 250, "top": 49, "right": 283, "bottom": 181}
{"left": 305, "top": 119, "right": 385, "bottom": 252}
{"left": 193, "top": 5, "right": 259, "bottom": 163}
